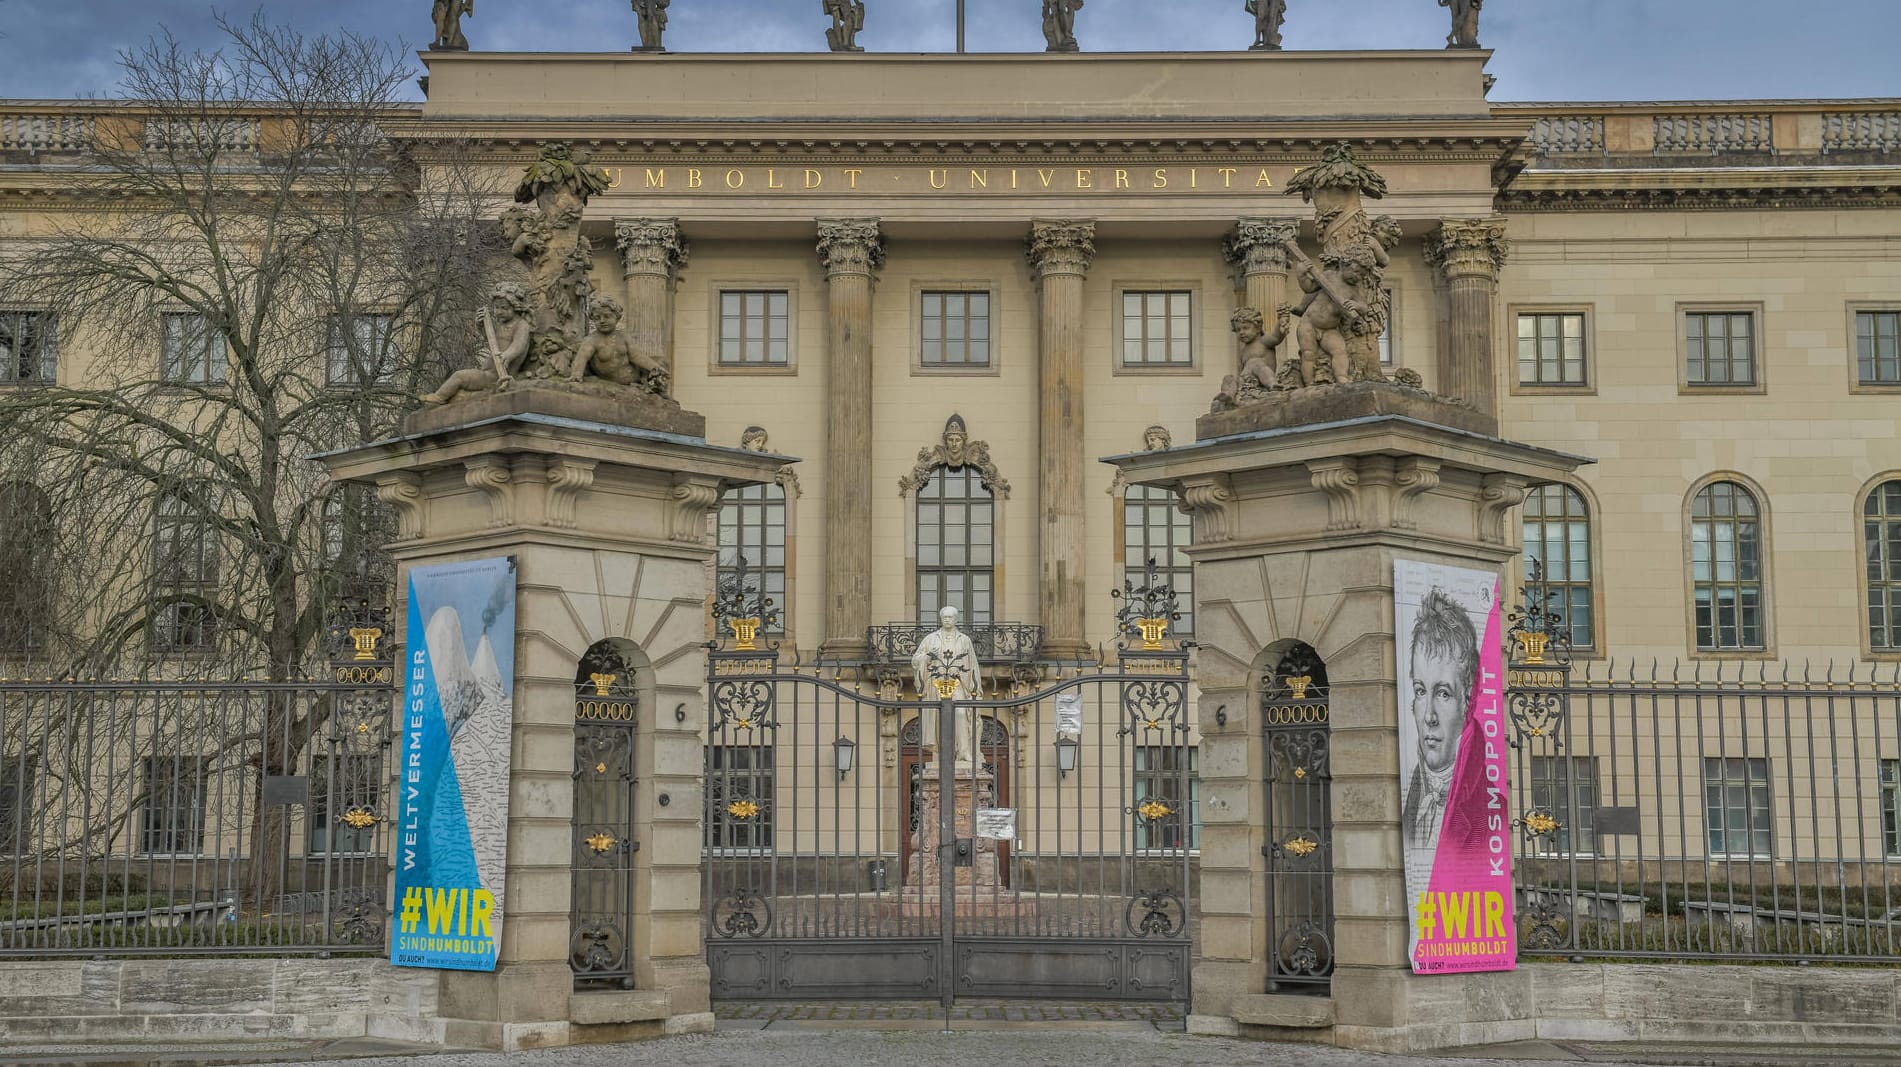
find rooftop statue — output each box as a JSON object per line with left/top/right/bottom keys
{"left": 633, "top": 0, "right": 670, "bottom": 52}
{"left": 430, "top": 0, "right": 472, "bottom": 51}
{"left": 1042, "top": 0, "right": 1083, "bottom": 53}
{"left": 823, "top": 0, "right": 866, "bottom": 52}
{"left": 1246, "top": 0, "right": 1285, "bottom": 51}
{"left": 422, "top": 143, "right": 676, "bottom": 409}
{"left": 1441, "top": 0, "right": 1481, "bottom": 49}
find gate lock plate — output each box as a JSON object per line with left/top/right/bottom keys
{"left": 953, "top": 838, "right": 974, "bottom": 867}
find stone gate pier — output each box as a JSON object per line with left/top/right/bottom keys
{"left": 323, "top": 388, "right": 788, "bottom": 1050}
{"left": 1111, "top": 388, "right": 1585, "bottom": 1052}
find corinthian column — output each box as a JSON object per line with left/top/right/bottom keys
{"left": 816, "top": 218, "right": 885, "bottom": 655}
{"left": 1026, "top": 219, "right": 1096, "bottom": 659}
{"left": 1222, "top": 217, "right": 1299, "bottom": 370}
{"left": 614, "top": 218, "right": 690, "bottom": 372}
{"left": 1424, "top": 217, "right": 1510, "bottom": 417}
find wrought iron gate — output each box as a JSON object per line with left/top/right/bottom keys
{"left": 571, "top": 644, "right": 640, "bottom": 986}
{"left": 1261, "top": 643, "right": 1335, "bottom": 991}
{"left": 703, "top": 580, "right": 1196, "bottom": 1003}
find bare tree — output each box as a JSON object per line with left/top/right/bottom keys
{"left": 0, "top": 12, "right": 500, "bottom": 904}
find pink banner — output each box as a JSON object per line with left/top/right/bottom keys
{"left": 1411, "top": 575, "right": 1516, "bottom": 974}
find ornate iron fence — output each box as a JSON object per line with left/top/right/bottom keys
{"left": 1260, "top": 643, "right": 1334, "bottom": 992}
{"left": 1506, "top": 588, "right": 1901, "bottom": 962}
{"left": 0, "top": 622, "right": 394, "bottom": 957}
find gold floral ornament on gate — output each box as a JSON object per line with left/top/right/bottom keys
{"left": 1522, "top": 809, "right": 1561, "bottom": 837}
{"left": 1283, "top": 834, "right": 1319, "bottom": 858}
{"left": 340, "top": 807, "right": 379, "bottom": 830}
{"left": 1138, "top": 799, "right": 1174, "bottom": 822}
{"left": 585, "top": 831, "right": 617, "bottom": 854}
{"left": 1112, "top": 556, "right": 1183, "bottom": 652}
{"left": 727, "top": 799, "right": 761, "bottom": 820}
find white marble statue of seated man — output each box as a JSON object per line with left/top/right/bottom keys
{"left": 910, "top": 605, "right": 984, "bottom": 767}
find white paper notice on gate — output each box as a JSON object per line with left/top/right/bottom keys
{"left": 974, "top": 808, "right": 1017, "bottom": 841}
{"left": 1054, "top": 692, "right": 1083, "bottom": 735}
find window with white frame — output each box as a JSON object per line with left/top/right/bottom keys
{"left": 141, "top": 754, "right": 208, "bottom": 855}
{"left": 1883, "top": 760, "right": 1900, "bottom": 858}
{"left": 1120, "top": 290, "right": 1192, "bottom": 366}
{"left": 706, "top": 745, "right": 774, "bottom": 851}
{"left": 1528, "top": 755, "right": 1599, "bottom": 855}
{"left": 1684, "top": 310, "right": 1757, "bottom": 387}
{"left": 1517, "top": 311, "right": 1588, "bottom": 386}
{"left": 1523, "top": 483, "right": 1595, "bottom": 650}
{"left": 1134, "top": 745, "right": 1200, "bottom": 851}
{"left": 0, "top": 309, "right": 58, "bottom": 385}
{"left": 1123, "top": 484, "right": 1194, "bottom": 637}
{"left": 916, "top": 465, "right": 994, "bottom": 625}
{"left": 920, "top": 290, "right": 991, "bottom": 367}
{"left": 152, "top": 489, "right": 219, "bottom": 652}
{"left": 1378, "top": 288, "right": 1395, "bottom": 366}
{"left": 1856, "top": 310, "right": 1901, "bottom": 386}
{"left": 718, "top": 290, "right": 790, "bottom": 366}
{"left": 1703, "top": 756, "right": 1772, "bottom": 858}
{"left": 716, "top": 483, "right": 787, "bottom": 636}
{"left": 161, "top": 312, "right": 225, "bottom": 384}
{"left": 326, "top": 311, "right": 397, "bottom": 386}
{"left": 1866, "top": 480, "right": 1901, "bottom": 652}
{"left": 1690, "top": 481, "right": 1766, "bottom": 651}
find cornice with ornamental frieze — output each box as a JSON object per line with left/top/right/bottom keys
{"left": 1222, "top": 217, "right": 1300, "bottom": 276}
{"left": 1424, "top": 216, "right": 1510, "bottom": 278}
{"left": 814, "top": 217, "right": 885, "bottom": 276}
{"left": 613, "top": 217, "right": 689, "bottom": 278}
{"left": 1026, "top": 219, "right": 1096, "bottom": 279}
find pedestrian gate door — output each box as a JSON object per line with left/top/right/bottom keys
{"left": 703, "top": 589, "right": 1195, "bottom": 1003}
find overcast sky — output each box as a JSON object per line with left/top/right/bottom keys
{"left": 3, "top": 0, "right": 1897, "bottom": 102}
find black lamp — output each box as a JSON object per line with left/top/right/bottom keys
{"left": 1054, "top": 734, "right": 1080, "bottom": 777}
{"left": 833, "top": 735, "right": 857, "bottom": 778}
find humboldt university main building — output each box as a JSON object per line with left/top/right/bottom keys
{"left": 2, "top": 14, "right": 1900, "bottom": 1054}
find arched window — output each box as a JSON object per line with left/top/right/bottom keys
{"left": 1864, "top": 479, "right": 1901, "bottom": 652}
{"left": 1123, "top": 484, "right": 1194, "bottom": 636}
{"left": 716, "top": 483, "right": 787, "bottom": 636}
{"left": 152, "top": 488, "right": 219, "bottom": 652}
{"left": 0, "top": 481, "right": 54, "bottom": 652}
{"left": 917, "top": 465, "right": 994, "bottom": 624}
{"left": 1690, "top": 480, "right": 1766, "bottom": 651}
{"left": 1522, "top": 483, "right": 1595, "bottom": 650}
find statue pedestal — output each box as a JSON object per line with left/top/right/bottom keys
{"left": 884, "top": 762, "right": 1034, "bottom": 920}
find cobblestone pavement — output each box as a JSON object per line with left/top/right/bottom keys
{"left": 714, "top": 998, "right": 1184, "bottom": 1028}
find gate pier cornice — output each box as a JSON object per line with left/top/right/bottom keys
{"left": 322, "top": 390, "right": 790, "bottom": 1051}
{"left": 1107, "top": 388, "right": 1587, "bottom": 1052}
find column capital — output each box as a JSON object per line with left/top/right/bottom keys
{"left": 1221, "top": 217, "right": 1300, "bottom": 277}
{"left": 815, "top": 217, "right": 886, "bottom": 277}
{"left": 1424, "top": 216, "right": 1510, "bottom": 280}
{"left": 614, "top": 218, "right": 690, "bottom": 280}
{"left": 1026, "top": 219, "right": 1097, "bottom": 280}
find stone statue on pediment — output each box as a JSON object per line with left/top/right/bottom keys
{"left": 1441, "top": 0, "right": 1481, "bottom": 49}
{"left": 823, "top": 0, "right": 866, "bottom": 51}
{"left": 1246, "top": 0, "right": 1285, "bottom": 50}
{"left": 1042, "top": 0, "right": 1083, "bottom": 52}
{"left": 634, "top": 0, "right": 670, "bottom": 52}
{"left": 430, "top": 0, "right": 472, "bottom": 51}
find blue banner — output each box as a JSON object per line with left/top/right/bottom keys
{"left": 391, "top": 556, "right": 517, "bottom": 972}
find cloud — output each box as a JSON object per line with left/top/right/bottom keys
{"left": 1, "top": 0, "right": 1897, "bottom": 101}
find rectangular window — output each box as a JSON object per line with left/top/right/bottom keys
{"left": 1528, "top": 755, "right": 1598, "bottom": 854}
{"left": 920, "top": 290, "right": 991, "bottom": 367}
{"left": 1884, "top": 760, "right": 1900, "bottom": 858}
{"left": 0, "top": 756, "right": 33, "bottom": 855}
{"left": 142, "top": 755, "right": 207, "bottom": 855}
{"left": 716, "top": 484, "right": 788, "bottom": 636}
{"left": 1685, "top": 310, "right": 1756, "bottom": 387}
{"left": 1517, "top": 312, "right": 1588, "bottom": 386}
{"left": 1134, "top": 745, "right": 1200, "bottom": 851}
{"left": 706, "top": 745, "right": 774, "bottom": 851}
{"left": 1120, "top": 290, "right": 1193, "bottom": 366}
{"left": 308, "top": 753, "right": 381, "bottom": 854}
{"left": 1124, "top": 484, "right": 1194, "bottom": 637}
{"left": 153, "top": 490, "right": 219, "bottom": 653}
{"left": 326, "top": 312, "right": 397, "bottom": 386}
{"left": 0, "top": 309, "right": 58, "bottom": 385}
{"left": 1856, "top": 310, "right": 1901, "bottom": 386}
{"left": 718, "top": 290, "right": 790, "bottom": 366}
{"left": 1378, "top": 288, "right": 1395, "bottom": 367}
{"left": 916, "top": 466, "right": 995, "bottom": 625}
{"left": 161, "top": 312, "right": 225, "bottom": 384}
{"left": 1703, "top": 756, "right": 1772, "bottom": 858}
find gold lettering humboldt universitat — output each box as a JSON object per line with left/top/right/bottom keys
{"left": 599, "top": 165, "right": 1294, "bottom": 196}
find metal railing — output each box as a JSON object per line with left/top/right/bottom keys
{"left": 864, "top": 621, "right": 1046, "bottom": 668}
{"left": 0, "top": 675, "right": 393, "bottom": 957}
{"left": 1508, "top": 653, "right": 1901, "bottom": 963}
